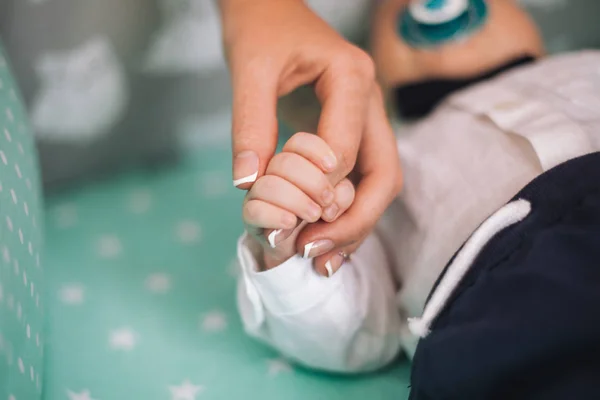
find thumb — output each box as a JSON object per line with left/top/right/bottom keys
{"left": 231, "top": 62, "right": 279, "bottom": 189}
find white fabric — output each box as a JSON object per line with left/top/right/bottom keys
{"left": 236, "top": 51, "right": 600, "bottom": 373}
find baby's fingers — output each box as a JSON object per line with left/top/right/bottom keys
{"left": 282, "top": 132, "right": 338, "bottom": 173}
{"left": 243, "top": 199, "right": 298, "bottom": 230}
{"left": 322, "top": 178, "right": 355, "bottom": 222}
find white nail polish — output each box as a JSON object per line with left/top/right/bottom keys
{"left": 325, "top": 261, "right": 333, "bottom": 277}
{"left": 303, "top": 242, "right": 315, "bottom": 259}
{"left": 268, "top": 229, "right": 281, "bottom": 248}
{"left": 233, "top": 171, "right": 258, "bottom": 187}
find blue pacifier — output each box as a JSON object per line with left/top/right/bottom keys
{"left": 398, "top": 0, "right": 488, "bottom": 49}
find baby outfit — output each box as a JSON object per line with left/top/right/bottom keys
{"left": 236, "top": 51, "right": 600, "bottom": 397}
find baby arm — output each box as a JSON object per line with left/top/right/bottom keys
{"left": 237, "top": 132, "right": 404, "bottom": 373}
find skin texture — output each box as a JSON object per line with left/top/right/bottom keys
{"left": 219, "top": 0, "right": 403, "bottom": 272}
{"left": 370, "top": 0, "right": 545, "bottom": 91}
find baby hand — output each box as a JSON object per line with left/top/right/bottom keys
{"left": 242, "top": 132, "right": 355, "bottom": 274}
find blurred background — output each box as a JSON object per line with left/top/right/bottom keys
{"left": 0, "top": 0, "right": 597, "bottom": 191}
{"left": 0, "top": 1, "right": 599, "bottom": 399}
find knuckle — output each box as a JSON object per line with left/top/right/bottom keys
{"left": 354, "top": 50, "right": 377, "bottom": 81}
{"left": 333, "top": 48, "right": 376, "bottom": 82}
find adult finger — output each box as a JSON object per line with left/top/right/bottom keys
{"left": 297, "top": 86, "right": 403, "bottom": 266}
{"left": 230, "top": 60, "right": 280, "bottom": 189}
{"left": 314, "top": 48, "right": 376, "bottom": 184}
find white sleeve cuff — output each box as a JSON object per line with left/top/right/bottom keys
{"left": 237, "top": 233, "right": 345, "bottom": 316}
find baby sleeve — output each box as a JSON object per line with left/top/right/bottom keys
{"left": 236, "top": 232, "right": 404, "bottom": 373}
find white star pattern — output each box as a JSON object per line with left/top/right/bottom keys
{"left": 127, "top": 188, "right": 153, "bottom": 214}
{"left": 53, "top": 203, "right": 78, "bottom": 229}
{"left": 176, "top": 220, "right": 202, "bottom": 244}
{"left": 267, "top": 358, "right": 292, "bottom": 377}
{"left": 201, "top": 310, "right": 227, "bottom": 332}
{"left": 4, "top": 215, "right": 12, "bottom": 232}
{"left": 170, "top": 380, "right": 204, "bottom": 400}
{"left": 67, "top": 389, "right": 97, "bottom": 400}
{"left": 96, "top": 235, "right": 122, "bottom": 258}
{"left": 145, "top": 273, "right": 171, "bottom": 294}
{"left": 2, "top": 246, "right": 9, "bottom": 262}
{"left": 109, "top": 328, "right": 137, "bottom": 351}
{"left": 59, "top": 284, "right": 85, "bottom": 305}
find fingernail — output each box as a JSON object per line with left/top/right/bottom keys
{"left": 303, "top": 239, "right": 334, "bottom": 259}
{"left": 233, "top": 151, "right": 259, "bottom": 187}
{"left": 323, "top": 203, "right": 339, "bottom": 221}
{"left": 322, "top": 189, "right": 335, "bottom": 205}
{"left": 324, "top": 253, "right": 345, "bottom": 277}
{"left": 307, "top": 203, "right": 322, "bottom": 221}
{"left": 322, "top": 153, "right": 337, "bottom": 172}
{"left": 267, "top": 229, "right": 282, "bottom": 248}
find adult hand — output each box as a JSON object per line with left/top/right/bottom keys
{"left": 219, "top": 0, "right": 402, "bottom": 269}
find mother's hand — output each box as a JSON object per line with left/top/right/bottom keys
{"left": 295, "top": 86, "right": 402, "bottom": 274}
{"left": 219, "top": 0, "right": 402, "bottom": 271}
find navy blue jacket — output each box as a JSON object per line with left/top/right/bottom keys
{"left": 410, "top": 152, "right": 600, "bottom": 400}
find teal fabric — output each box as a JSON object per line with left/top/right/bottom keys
{"left": 0, "top": 45, "right": 44, "bottom": 400}
{"left": 43, "top": 145, "right": 411, "bottom": 399}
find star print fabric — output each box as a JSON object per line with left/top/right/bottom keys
{"left": 0, "top": 45, "right": 44, "bottom": 400}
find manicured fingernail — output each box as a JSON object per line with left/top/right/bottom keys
{"left": 307, "top": 203, "right": 322, "bottom": 221}
{"left": 303, "top": 239, "right": 334, "bottom": 259}
{"left": 233, "top": 151, "right": 259, "bottom": 187}
{"left": 267, "top": 229, "right": 282, "bottom": 248}
{"left": 322, "top": 189, "right": 335, "bottom": 205}
{"left": 324, "top": 253, "right": 345, "bottom": 277}
{"left": 322, "top": 153, "right": 337, "bottom": 172}
{"left": 323, "top": 203, "right": 338, "bottom": 221}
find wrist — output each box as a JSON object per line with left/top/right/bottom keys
{"left": 218, "top": 0, "right": 306, "bottom": 41}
